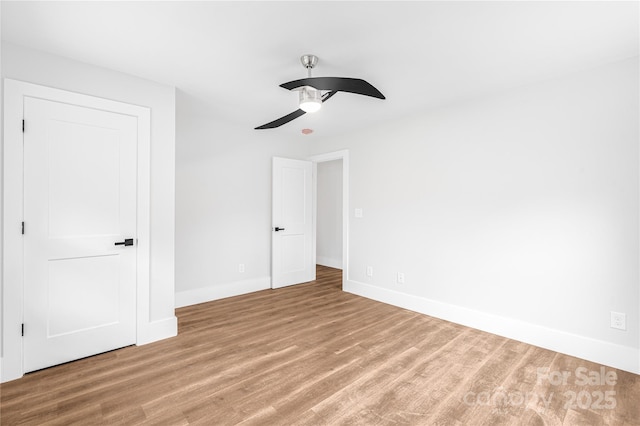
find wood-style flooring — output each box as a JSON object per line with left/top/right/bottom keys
{"left": 1, "top": 266, "right": 639, "bottom": 425}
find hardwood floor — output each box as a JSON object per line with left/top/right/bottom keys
{"left": 1, "top": 265, "right": 639, "bottom": 425}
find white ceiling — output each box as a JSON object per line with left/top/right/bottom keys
{"left": 2, "top": 1, "right": 638, "bottom": 139}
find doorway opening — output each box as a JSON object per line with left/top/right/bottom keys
{"left": 316, "top": 159, "right": 343, "bottom": 270}
{"left": 310, "top": 150, "right": 349, "bottom": 288}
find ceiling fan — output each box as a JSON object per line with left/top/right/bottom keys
{"left": 255, "top": 54, "right": 386, "bottom": 129}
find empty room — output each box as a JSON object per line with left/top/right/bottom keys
{"left": 1, "top": 1, "right": 639, "bottom": 425}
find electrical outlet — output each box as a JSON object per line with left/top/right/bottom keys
{"left": 397, "top": 272, "right": 405, "bottom": 284}
{"left": 366, "top": 266, "right": 373, "bottom": 277}
{"left": 610, "top": 312, "right": 626, "bottom": 330}
{"left": 239, "top": 263, "right": 245, "bottom": 273}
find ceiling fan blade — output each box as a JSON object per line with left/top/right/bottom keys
{"left": 280, "top": 77, "right": 385, "bottom": 99}
{"left": 255, "top": 109, "right": 306, "bottom": 129}
{"left": 255, "top": 91, "right": 338, "bottom": 130}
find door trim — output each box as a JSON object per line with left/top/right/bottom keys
{"left": 2, "top": 79, "right": 151, "bottom": 382}
{"left": 309, "top": 150, "right": 349, "bottom": 286}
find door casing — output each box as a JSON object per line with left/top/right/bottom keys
{"left": 2, "top": 79, "right": 151, "bottom": 382}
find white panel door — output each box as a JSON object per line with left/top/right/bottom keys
{"left": 23, "top": 97, "right": 137, "bottom": 372}
{"left": 272, "top": 157, "right": 315, "bottom": 288}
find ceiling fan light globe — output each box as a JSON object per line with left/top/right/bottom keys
{"left": 300, "top": 99, "right": 322, "bottom": 113}
{"left": 299, "top": 87, "right": 322, "bottom": 113}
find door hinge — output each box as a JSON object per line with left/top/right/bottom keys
{"left": 21, "top": 222, "right": 25, "bottom": 235}
{"left": 22, "top": 120, "right": 25, "bottom": 133}
{"left": 21, "top": 323, "right": 24, "bottom": 337}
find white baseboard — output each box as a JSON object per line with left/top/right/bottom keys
{"left": 316, "top": 256, "right": 342, "bottom": 269}
{"left": 175, "top": 276, "right": 271, "bottom": 308}
{"left": 137, "top": 316, "right": 178, "bottom": 345}
{"left": 344, "top": 279, "right": 639, "bottom": 375}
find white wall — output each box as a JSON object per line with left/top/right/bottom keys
{"left": 1, "top": 42, "right": 177, "bottom": 331}
{"left": 174, "top": 101, "right": 308, "bottom": 307}
{"left": 317, "top": 159, "right": 343, "bottom": 269}
{"left": 309, "top": 57, "right": 640, "bottom": 373}
{"left": 0, "top": 6, "right": 3, "bottom": 381}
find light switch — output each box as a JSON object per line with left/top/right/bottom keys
{"left": 355, "top": 208, "right": 363, "bottom": 218}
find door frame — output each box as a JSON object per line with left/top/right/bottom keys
{"left": 309, "top": 150, "right": 349, "bottom": 286}
{"left": 2, "top": 79, "right": 151, "bottom": 382}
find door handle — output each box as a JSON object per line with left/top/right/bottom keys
{"left": 115, "top": 238, "right": 134, "bottom": 246}
{"left": 274, "top": 227, "right": 285, "bottom": 232}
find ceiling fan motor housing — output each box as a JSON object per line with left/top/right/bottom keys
{"left": 299, "top": 86, "right": 322, "bottom": 113}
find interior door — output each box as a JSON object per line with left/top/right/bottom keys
{"left": 272, "top": 157, "right": 315, "bottom": 288}
{"left": 23, "top": 96, "right": 137, "bottom": 372}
